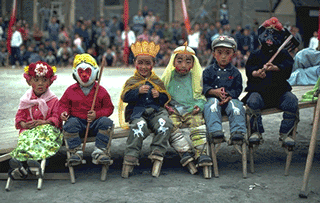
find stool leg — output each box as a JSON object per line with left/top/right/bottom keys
{"left": 249, "top": 146, "right": 255, "bottom": 173}
{"left": 284, "top": 151, "right": 293, "bottom": 176}
{"left": 37, "top": 159, "right": 46, "bottom": 190}
{"left": 101, "top": 164, "right": 109, "bottom": 181}
{"left": 242, "top": 142, "right": 247, "bottom": 179}
{"left": 5, "top": 177, "right": 12, "bottom": 191}
{"left": 210, "top": 143, "right": 219, "bottom": 178}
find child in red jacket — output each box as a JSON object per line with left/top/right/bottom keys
{"left": 59, "top": 54, "right": 114, "bottom": 166}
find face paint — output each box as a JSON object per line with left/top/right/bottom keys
{"left": 174, "top": 54, "right": 194, "bottom": 75}
{"left": 30, "top": 76, "right": 50, "bottom": 97}
{"left": 213, "top": 47, "right": 234, "bottom": 68}
{"left": 77, "top": 68, "right": 92, "bottom": 83}
{"left": 135, "top": 55, "right": 154, "bottom": 78}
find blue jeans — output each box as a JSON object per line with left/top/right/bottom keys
{"left": 63, "top": 116, "right": 113, "bottom": 149}
{"left": 204, "top": 98, "right": 246, "bottom": 134}
{"left": 246, "top": 91, "right": 298, "bottom": 134}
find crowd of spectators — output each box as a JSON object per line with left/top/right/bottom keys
{"left": 0, "top": 5, "right": 306, "bottom": 69}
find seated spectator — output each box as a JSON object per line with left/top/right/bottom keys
{"left": 22, "top": 46, "right": 33, "bottom": 65}
{"left": 57, "top": 42, "right": 73, "bottom": 66}
{"left": 162, "top": 23, "right": 173, "bottom": 43}
{"left": 103, "top": 47, "right": 117, "bottom": 67}
{"left": 137, "top": 28, "right": 150, "bottom": 41}
{"left": 58, "top": 25, "right": 71, "bottom": 45}
{"left": 45, "top": 50, "right": 57, "bottom": 65}
{"left": 44, "top": 39, "right": 54, "bottom": 53}
{"left": 97, "top": 30, "right": 110, "bottom": 56}
{"left": 132, "top": 10, "right": 145, "bottom": 35}
{"left": 232, "top": 50, "right": 244, "bottom": 69}
{"left": 145, "top": 10, "right": 156, "bottom": 30}
{"left": 28, "top": 49, "right": 44, "bottom": 63}
{"left": 73, "top": 33, "right": 85, "bottom": 54}
{"left": 150, "top": 31, "right": 160, "bottom": 44}
{"left": 114, "top": 30, "right": 123, "bottom": 47}
{"left": 0, "top": 46, "right": 7, "bottom": 66}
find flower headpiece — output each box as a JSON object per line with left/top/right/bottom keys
{"left": 131, "top": 41, "right": 160, "bottom": 58}
{"left": 24, "top": 61, "right": 57, "bottom": 82}
{"left": 261, "top": 17, "right": 283, "bottom": 32}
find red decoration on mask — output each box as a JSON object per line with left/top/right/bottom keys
{"left": 228, "top": 76, "right": 234, "bottom": 80}
{"left": 77, "top": 68, "right": 92, "bottom": 83}
{"left": 261, "top": 17, "right": 283, "bottom": 32}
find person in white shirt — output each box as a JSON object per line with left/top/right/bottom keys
{"left": 309, "top": 31, "right": 319, "bottom": 50}
{"left": 121, "top": 26, "right": 136, "bottom": 64}
{"left": 188, "top": 24, "right": 201, "bottom": 55}
{"left": 10, "top": 25, "right": 23, "bottom": 68}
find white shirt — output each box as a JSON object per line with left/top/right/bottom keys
{"left": 309, "top": 37, "right": 319, "bottom": 50}
{"left": 188, "top": 31, "right": 200, "bottom": 49}
{"left": 11, "top": 31, "right": 23, "bottom": 47}
{"left": 121, "top": 30, "right": 136, "bottom": 46}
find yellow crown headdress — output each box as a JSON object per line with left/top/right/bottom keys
{"left": 131, "top": 41, "right": 160, "bottom": 58}
{"left": 73, "top": 53, "right": 98, "bottom": 69}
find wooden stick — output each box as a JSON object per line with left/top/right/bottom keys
{"left": 299, "top": 94, "right": 320, "bottom": 197}
{"left": 242, "top": 142, "right": 247, "bottom": 179}
{"left": 82, "top": 58, "right": 106, "bottom": 152}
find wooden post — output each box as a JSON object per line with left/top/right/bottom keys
{"left": 33, "top": 0, "right": 38, "bottom": 28}
{"left": 299, "top": 95, "right": 320, "bottom": 198}
{"left": 69, "top": 0, "right": 75, "bottom": 27}
{"left": 100, "top": 0, "right": 104, "bottom": 18}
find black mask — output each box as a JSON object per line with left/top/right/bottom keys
{"left": 258, "top": 27, "right": 284, "bottom": 53}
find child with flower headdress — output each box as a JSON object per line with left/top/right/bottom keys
{"left": 9, "top": 61, "right": 63, "bottom": 180}
{"left": 59, "top": 53, "right": 114, "bottom": 166}
{"left": 119, "top": 41, "right": 173, "bottom": 178}
{"left": 161, "top": 42, "right": 212, "bottom": 174}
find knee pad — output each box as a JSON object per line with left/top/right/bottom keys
{"left": 170, "top": 129, "right": 192, "bottom": 153}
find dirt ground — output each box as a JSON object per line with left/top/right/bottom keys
{"left": 1, "top": 67, "right": 320, "bottom": 203}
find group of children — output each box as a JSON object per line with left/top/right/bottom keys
{"left": 8, "top": 17, "right": 299, "bottom": 182}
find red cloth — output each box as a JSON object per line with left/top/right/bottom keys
{"left": 59, "top": 82, "right": 114, "bottom": 120}
{"left": 15, "top": 91, "right": 61, "bottom": 134}
{"left": 123, "top": 0, "right": 130, "bottom": 66}
{"left": 6, "top": 0, "right": 17, "bottom": 54}
{"left": 181, "top": 0, "right": 191, "bottom": 33}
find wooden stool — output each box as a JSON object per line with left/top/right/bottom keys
{"left": 5, "top": 159, "right": 46, "bottom": 191}
{"left": 64, "top": 125, "right": 114, "bottom": 183}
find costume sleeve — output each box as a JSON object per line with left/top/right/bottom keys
{"left": 46, "top": 98, "right": 62, "bottom": 129}
{"left": 58, "top": 87, "right": 71, "bottom": 116}
{"left": 15, "top": 109, "right": 28, "bottom": 130}
{"left": 123, "top": 88, "right": 140, "bottom": 103}
{"left": 96, "top": 88, "right": 114, "bottom": 118}
{"left": 273, "top": 50, "right": 294, "bottom": 80}
{"left": 157, "top": 92, "right": 169, "bottom": 106}
{"left": 245, "top": 51, "right": 263, "bottom": 83}
{"left": 194, "top": 99, "right": 206, "bottom": 111}
{"left": 226, "top": 70, "right": 243, "bottom": 99}
{"left": 202, "top": 67, "right": 214, "bottom": 96}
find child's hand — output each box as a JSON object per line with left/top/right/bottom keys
{"left": 208, "top": 87, "right": 227, "bottom": 100}
{"left": 151, "top": 89, "right": 159, "bottom": 98}
{"left": 191, "top": 105, "right": 200, "bottom": 115}
{"left": 139, "top": 85, "right": 150, "bottom": 94}
{"left": 219, "top": 96, "right": 232, "bottom": 106}
{"left": 20, "top": 121, "right": 36, "bottom": 129}
{"left": 33, "top": 120, "right": 49, "bottom": 127}
{"left": 264, "top": 62, "right": 280, "bottom": 72}
{"left": 252, "top": 69, "right": 266, "bottom": 79}
{"left": 165, "top": 105, "right": 175, "bottom": 115}
{"left": 60, "top": 112, "right": 69, "bottom": 121}
{"left": 87, "top": 110, "right": 96, "bottom": 122}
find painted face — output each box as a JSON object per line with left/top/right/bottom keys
{"left": 135, "top": 55, "right": 154, "bottom": 78}
{"left": 213, "top": 47, "right": 234, "bottom": 68}
{"left": 29, "top": 76, "right": 50, "bottom": 97}
{"left": 73, "top": 62, "right": 98, "bottom": 87}
{"left": 174, "top": 54, "right": 194, "bottom": 75}
{"left": 77, "top": 67, "right": 92, "bottom": 83}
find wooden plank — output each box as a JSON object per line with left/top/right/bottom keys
{"left": 0, "top": 153, "right": 11, "bottom": 162}
{"left": 0, "top": 173, "right": 70, "bottom": 180}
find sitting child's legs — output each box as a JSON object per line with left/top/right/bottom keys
{"left": 278, "top": 91, "right": 299, "bottom": 146}
{"left": 149, "top": 109, "right": 173, "bottom": 157}
{"left": 90, "top": 117, "right": 114, "bottom": 164}
{"left": 124, "top": 118, "right": 149, "bottom": 163}
{"left": 224, "top": 99, "right": 246, "bottom": 142}
{"left": 63, "top": 117, "right": 86, "bottom": 165}
{"left": 204, "top": 98, "right": 225, "bottom": 140}
{"left": 246, "top": 92, "right": 265, "bottom": 143}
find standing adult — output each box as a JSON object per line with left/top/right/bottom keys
{"left": 10, "top": 25, "right": 23, "bottom": 68}
{"left": 48, "top": 17, "right": 60, "bottom": 43}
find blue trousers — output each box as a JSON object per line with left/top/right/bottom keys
{"left": 246, "top": 91, "right": 298, "bottom": 134}
{"left": 63, "top": 116, "right": 113, "bottom": 149}
{"left": 204, "top": 98, "right": 246, "bottom": 134}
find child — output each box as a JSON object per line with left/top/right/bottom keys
{"left": 119, "top": 40, "right": 173, "bottom": 177}
{"left": 241, "top": 17, "right": 298, "bottom": 147}
{"left": 203, "top": 35, "right": 247, "bottom": 144}
{"left": 161, "top": 42, "right": 212, "bottom": 172}
{"left": 59, "top": 53, "right": 114, "bottom": 166}
{"left": 9, "top": 61, "right": 62, "bottom": 179}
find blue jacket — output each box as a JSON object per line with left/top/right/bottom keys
{"left": 203, "top": 62, "right": 243, "bottom": 100}
{"left": 123, "top": 81, "right": 169, "bottom": 121}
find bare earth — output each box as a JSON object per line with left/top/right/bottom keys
{"left": 0, "top": 67, "right": 319, "bottom": 203}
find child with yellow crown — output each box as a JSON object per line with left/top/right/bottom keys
{"left": 119, "top": 41, "right": 173, "bottom": 178}
{"left": 161, "top": 42, "right": 212, "bottom": 176}
{"left": 59, "top": 53, "right": 114, "bottom": 166}
{"left": 8, "top": 61, "right": 63, "bottom": 186}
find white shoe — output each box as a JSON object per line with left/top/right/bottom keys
{"left": 11, "top": 65, "right": 16, "bottom": 69}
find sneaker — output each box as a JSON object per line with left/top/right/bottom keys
{"left": 248, "top": 132, "right": 262, "bottom": 144}
{"left": 180, "top": 152, "right": 193, "bottom": 165}
{"left": 197, "top": 154, "right": 212, "bottom": 165}
{"left": 11, "top": 65, "right": 16, "bottom": 69}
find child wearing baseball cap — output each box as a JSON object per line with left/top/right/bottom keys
{"left": 203, "top": 35, "right": 247, "bottom": 145}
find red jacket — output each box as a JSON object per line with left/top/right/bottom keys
{"left": 59, "top": 82, "right": 114, "bottom": 120}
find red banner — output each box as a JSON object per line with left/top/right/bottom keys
{"left": 123, "top": 0, "right": 130, "bottom": 66}
{"left": 318, "top": 7, "right": 320, "bottom": 41}
{"left": 181, "top": 0, "right": 191, "bottom": 34}
{"left": 6, "top": 0, "right": 17, "bottom": 55}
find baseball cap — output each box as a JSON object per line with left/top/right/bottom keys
{"left": 211, "top": 35, "right": 237, "bottom": 51}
